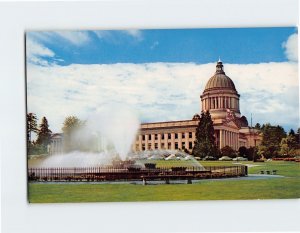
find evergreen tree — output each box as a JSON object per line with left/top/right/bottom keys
{"left": 289, "top": 129, "right": 295, "bottom": 137}
{"left": 192, "top": 111, "right": 218, "bottom": 158}
{"left": 254, "top": 123, "right": 261, "bottom": 130}
{"left": 27, "top": 113, "right": 38, "bottom": 152}
{"left": 36, "top": 117, "right": 52, "bottom": 151}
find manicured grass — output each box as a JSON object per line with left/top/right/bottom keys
{"left": 28, "top": 161, "right": 300, "bottom": 203}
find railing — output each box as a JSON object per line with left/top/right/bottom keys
{"left": 28, "top": 165, "right": 247, "bottom": 182}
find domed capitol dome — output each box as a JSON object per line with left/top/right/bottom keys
{"left": 204, "top": 59, "right": 236, "bottom": 92}
{"left": 200, "top": 59, "right": 241, "bottom": 119}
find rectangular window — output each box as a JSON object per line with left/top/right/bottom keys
{"left": 155, "top": 143, "right": 158, "bottom": 149}
{"left": 182, "top": 133, "right": 185, "bottom": 139}
{"left": 142, "top": 144, "right": 145, "bottom": 150}
{"left": 161, "top": 134, "right": 165, "bottom": 140}
{"left": 142, "top": 135, "right": 145, "bottom": 141}
{"left": 148, "top": 144, "right": 151, "bottom": 149}
{"left": 189, "top": 142, "right": 193, "bottom": 149}
{"left": 149, "top": 134, "right": 151, "bottom": 140}
{"left": 182, "top": 142, "right": 185, "bottom": 149}
{"left": 175, "top": 142, "right": 178, "bottom": 149}
{"left": 161, "top": 143, "right": 165, "bottom": 149}
{"left": 189, "top": 132, "right": 192, "bottom": 138}
{"left": 168, "top": 133, "right": 171, "bottom": 139}
{"left": 168, "top": 143, "right": 171, "bottom": 149}
{"left": 175, "top": 133, "right": 178, "bottom": 139}
{"left": 155, "top": 134, "right": 158, "bottom": 140}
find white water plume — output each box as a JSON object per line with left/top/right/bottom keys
{"left": 85, "top": 104, "right": 140, "bottom": 160}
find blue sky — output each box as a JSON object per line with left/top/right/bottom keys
{"left": 26, "top": 27, "right": 298, "bottom": 133}
{"left": 28, "top": 27, "right": 296, "bottom": 65}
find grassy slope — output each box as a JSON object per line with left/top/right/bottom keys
{"left": 28, "top": 161, "right": 300, "bottom": 203}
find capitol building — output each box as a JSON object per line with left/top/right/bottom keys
{"left": 49, "top": 60, "right": 262, "bottom": 155}
{"left": 132, "top": 60, "right": 262, "bottom": 153}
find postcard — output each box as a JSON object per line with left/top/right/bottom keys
{"left": 26, "top": 27, "right": 299, "bottom": 203}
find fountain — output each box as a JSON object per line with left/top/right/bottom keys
{"left": 28, "top": 105, "right": 247, "bottom": 182}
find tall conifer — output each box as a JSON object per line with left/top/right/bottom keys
{"left": 192, "top": 111, "right": 218, "bottom": 158}
{"left": 36, "top": 117, "right": 52, "bottom": 150}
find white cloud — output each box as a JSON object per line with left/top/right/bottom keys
{"left": 123, "top": 29, "right": 143, "bottom": 40}
{"left": 282, "top": 33, "right": 298, "bottom": 62}
{"left": 26, "top": 62, "right": 298, "bottom": 133}
{"left": 54, "top": 31, "right": 90, "bottom": 45}
{"left": 26, "top": 38, "right": 55, "bottom": 66}
{"left": 93, "top": 30, "right": 112, "bottom": 39}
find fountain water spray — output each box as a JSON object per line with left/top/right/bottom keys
{"left": 33, "top": 104, "right": 140, "bottom": 168}
{"left": 86, "top": 104, "right": 140, "bottom": 160}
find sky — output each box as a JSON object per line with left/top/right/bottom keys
{"left": 26, "top": 27, "right": 298, "bottom": 133}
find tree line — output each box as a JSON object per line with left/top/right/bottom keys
{"left": 192, "top": 111, "right": 299, "bottom": 160}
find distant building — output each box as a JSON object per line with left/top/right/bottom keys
{"left": 133, "top": 60, "right": 262, "bottom": 152}
{"left": 49, "top": 133, "right": 64, "bottom": 154}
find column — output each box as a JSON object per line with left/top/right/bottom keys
{"left": 185, "top": 132, "right": 189, "bottom": 149}
{"left": 145, "top": 135, "right": 149, "bottom": 150}
{"left": 151, "top": 134, "right": 154, "bottom": 149}
{"left": 227, "top": 131, "right": 229, "bottom": 146}
{"left": 178, "top": 133, "right": 182, "bottom": 149}
{"left": 171, "top": 133, "right": 175, "bottom": 150}
{"left": 228, "top": 131, "right": 230, "bottom": 147}
{"left": 219, "top": 130, "right": 223, "bottom": 149}
{"left": 192, "top": 132, "right": 196, "bottom": 148}
{"left": 139, "top": 135, "right": 142, "bottom": 151}
{"left": 164, "top": 133, "right": 168, "bottom": 149}
{"left": 221, "top": 97, "right": 223, "bottom": 108}
{"left": 158, "top": 134, "right": 161, "bottom": 150}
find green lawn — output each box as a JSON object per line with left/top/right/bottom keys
{"left": 28, "top": 161, "right": 300, "bottom": 203}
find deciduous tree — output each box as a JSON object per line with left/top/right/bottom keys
{"left": 62, "top": 116, "right": 83, "bottom": 152}
{"left": 258, "top": 123, "right": 286, "bottom": 158}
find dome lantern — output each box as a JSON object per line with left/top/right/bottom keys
{"left": 216, "top": 59, "right": 225, "bottom": 75}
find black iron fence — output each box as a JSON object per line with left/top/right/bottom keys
{"left": 28, "top": 165, "right": 247, "bottom": 182}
